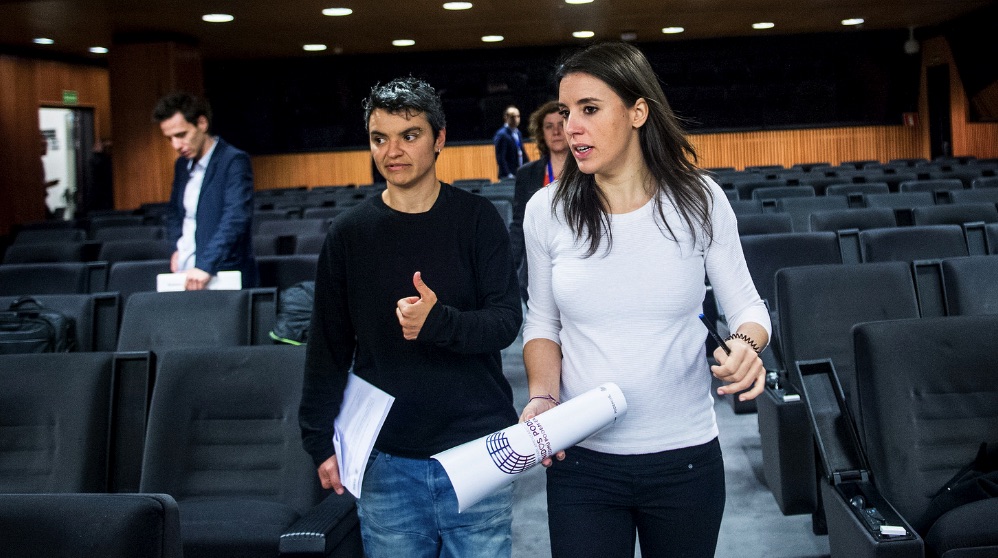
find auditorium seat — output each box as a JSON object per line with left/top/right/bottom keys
{"left": 774, "top": 196, "right": 848, "bottom": 232}
{"left": 823, "top": 182, "right": 890, "bottom": 207}
{"left": 808, "top": 207, "right": 896, "bottom": 233}
{"left": 728, "top": 199, "right": 763, "bottom": 216}
{"left": 116, "top": 288, "right": 277, "bottom": 353}
{"left": 843, "top": 315, "right": 998, "bottom": 556}
{"left": 303, "top": 206, "right": 348, "bottom": 221}
{"left": 139, "top": 346, "right": 362, "bottom": 558}
{"left": 0, "top": 261, "right": 105, "bottom": 295}
{"left": 0, "top": 493, "right": 183, "bottom": 558}
{"left": 256, "top": 254, "right": 319, "bottom": 291}
{"left": 0, "top": 292, "right": 120, "bottom": 352}
{"left": 98, "top": 239, "right": 175, "bottom": 263}
{"left": 106, "top": 259, "right": 170, "bottom": 301}
{"left": 0, "top": 352, "right": 115, "bottom": 492}
{"left": 899, "top": 178, "right": 965, "bottom": 203}
{"left": 12, "top": 227, "right": 86, "bottom": 244}
{"left": 751, "top": 185, "right": 815, "bottom": 204}
{"left": 735, "top": 179, "right": 785, "bottom": 200}
{"left": 941, "top": 255, "right": 998, "bottom": 316}
{"left": 736, "top": 213, "right": 793, "bottom": 236}
{"left": 757, "top": 262, "right": 919, "bottom": 518}
{"left": 2, "top": 241, "right": 88, "bottom": 263}
{"left": 859, "top": 225, "right": 969, "bottom": 263}
{"left": 93, "top": 225, "right": 166, "bottom": 241}
{"left": 911, "top": 203, "right": 998, "bottom": 226}
{"left": 971, "top": 176, "right": 998, "bottom": 189}
{"left": 491, "top": 199, "right": 513, "bottom": 228}
{"left": 949, "top": 187, "right": 998, "bottom": 206}
{"left": 294, "top": 233, "right": 327, "bottom": 255}
{"left": 257, "top": 218, "right": 329, "bottom": 237}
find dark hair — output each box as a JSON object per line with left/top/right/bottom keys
{"left": 554, "top": 42, "right": 712, "bottom": 256}
{"left": 152, "top": 92, "right": 212, "bottom": 129}
{"left": 527, "top": 100, "right": 561, "bottom": 159}
{"left": 362, "top": 77, "right": 446, "bottom": 138}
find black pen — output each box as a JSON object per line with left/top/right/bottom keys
{"left": 699, "top": 313, "right": 731, "bottom": 355}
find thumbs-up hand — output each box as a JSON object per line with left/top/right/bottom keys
{"left": 397, "top": 271, "right": 438, "bottom": 340}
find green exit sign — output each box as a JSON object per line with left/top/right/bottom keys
{"left": 62, "top": 90, "right": 78, "bottom": 105}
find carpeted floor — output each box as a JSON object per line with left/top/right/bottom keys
{"left": 502, "top": 329, "right": 831, "bottom": 558}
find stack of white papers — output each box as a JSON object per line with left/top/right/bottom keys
{"left": 333, "top": 373, "right": 395, "bottom": 498}
{"left": 156, "top": 270, "right": 242, "bottom": 291}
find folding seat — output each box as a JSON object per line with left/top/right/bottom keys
{"left": 990, "top": 223, "right": 998, "bottom": 254}
{"left": 911, "top": 204, "right": 998, "bottom": 255}
{"left": 774, "top": 196, "right": 848, "bottom": 232}
{"left": 888, "top": 157, "right": 929, "bottom": 167}
{"left": 0, "top": 352, "right": 115, "bottom": 492}
{"left": 823, "top": 182, "right": 890, "bottom": 208}
{"left": 949, "top": 187, "right": 998, "bottom": 206}
{"left": 744, "top": 164, "right": 784, "bottom": 172}
{"left": 106, "top": 259, "right": 170, "bottom": 301}
{"left": 491, "top": 199, "right": 513, "bottom": 228}
{"left": 480, "top": 184, "right": 516, "bottom": 203}
{"left": 751, "top": 185, "right": 816, "bottom": 207}
{"left": 0, "top": 261, "right": 105, "bottom": 295}
{"left": 734, "top": 178, "right": 786, "bottom": 200}
{"left": 839, "top": 160, "right": 880, "bottom": 170}
{"left": 807, "top": 209, "right": 896, "bottom": 264}
{"left": 0, "top": 493, "right": 182, "bottom": 558}
{"left": 899, "top": 178, "right": 965, "bottom": 204}
{"left": 728, "top": 199, "right": 763, "bottom": 216}
{"left": 863, "top": 191, "right": 934, "bottom": 210}
{"left": 89, "top": 215, "right": 146, "bottom": 237}
{"left": 93, "top": 225, "right": 166, "bottom": 241}
{"left": 256, "top": 254, "right": 319, "bottom": 291}
{"left": 452, "top": 178, "right": 491, "bottom": 191}
{"left": 254, "top": 233, "right": 283, "bottom": 256}
{"left": 257, "top": 218, "right": 329, "bottom": 237}
{"left": 757, "top": 262, "right": 919, "bottom": 518}
{"left": 0, "top": 292, "right": 120, "bottom": 351}
{"left": 98, "top": 239, "right": 175, "bottom": 263}
{"left": 116, "top": 289, "right": 276, "bottom": 353}
{"left": 790, "top": 162, "right": 831, "bottom": 172}
{"left": 254, "top": 209, "right": 303, "bottom": 229}
{"left": 2, "top": 240, "right": 88, "bottom": 263}
{"left": 303, "top": 206, "right": 348, "bottom": 221}
{"left": 294, "top": 233, "right": 327, "bottom": 255}
{"left": 971, "top": 176, "right": 998, "bottom": 189}
{"left": 139, "top": 346, "right": 362, "bottom": 558}
{"left": 820, "top": 315, "right": 998, "bottom": 558}
{"left": 941, "top": 255, "right": 998, "bottom": 316}
{"left": 859, "top": 224, "right": 968, "bottom": 263}
{"left": 13, "top": 227, "right": 86, "bottom": 244}
{"left": 736, "top": 213, "right": 793, "bottom": 236}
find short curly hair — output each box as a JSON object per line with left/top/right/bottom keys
{"left": 362, "top": 77, "right": 446, "bottom": 138}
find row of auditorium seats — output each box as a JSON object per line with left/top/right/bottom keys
{"left": 0, "top": 254, "right": 316, "bottom": 298}
{"left": 756, "top": 256, "right": 998, "bottom": 545}
{"left": 0, "top": 346, "right": 362, "bottom": 557}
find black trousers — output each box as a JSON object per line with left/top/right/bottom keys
{"left": 546, "top": 438, "right": 725, "bottom": 558}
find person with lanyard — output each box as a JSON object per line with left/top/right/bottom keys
{"left": 520, "top": 42, "right": 771, "bottom": 558}
{"left": 493, "top": 105, "right": 530, "bottom": 179}
{"left": 509, "top": 101, "right": 569, "bottom": 302}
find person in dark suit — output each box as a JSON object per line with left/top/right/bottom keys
{"left": 154, "top": 92, "right": 256, "bottom": 290}
{"left": 492, "top": 105, "right": 530, "bottom": 179}
{"left": 510, "top": 100, "right": 568, "bottom": 301}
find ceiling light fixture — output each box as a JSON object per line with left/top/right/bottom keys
{"left": 572, "top": 30, "right": 595, "bottom": 38}
{"left": 565, "top": 0, "right": 594, "bottom": 4}
{"left": 202, "top": 14, "right": 234, "bottom": 23}
{"left": 661, "top": 27, "right": 684, "bottom": 34}
{"left": 443, "top": 2, "right": 473, "bottom": 9}
{"left": 322, "top": 8, "right": 353, "bottom": 16}
{"left": 841, "top": 18, "right": 864, "bottom": 26}
{"left": 482, "top": 35, "right": 504, "bottom": 43}
{"left": 89, "top": 46, "right": 108, "bottom": 54}
{"left": 303, "top": 44, "right": 328, "bottom": 51}
{"left": 752, "top": 22, "right": 775, "bottom": 30}
{"left": 392, "top": 39, "right": 416, "bottom": 47}
{"left": 33, "top": 37, "right": 54, "bottom": 45}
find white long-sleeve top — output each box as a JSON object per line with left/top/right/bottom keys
{"left": 522, "top": 177, "right": 771, "bottom": 454}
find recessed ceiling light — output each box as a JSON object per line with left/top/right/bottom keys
{"left": 841, "top": 18, "right": 864, "bottom": 26}
{"left": 89, "top": 46, "right": 108, "bottom": 54}
{"left": 303, "top": 44, "right": 328, "bottom": 51}
{"left": 322, "top": 7, "right": 353, "bottom": 16}
{"left": 752, "top": 22, "right": 775, "bottom": 30}
{"left": 572, "top": 30, "right": 595, "bottom": 38}
{"left": 661, "top": 27, "right": 685, "bottom": 34}
{"left": 33, "top": 37, "right": 54, "bottom": 45}
{"left": 565, "top": 0, "right": 594, "bottom": 4}
{"left": 392, "top": 39, "right": 416, "bottom": 47}
{"left": 443, "top": 2, "right": 473, "bottom": 9}
{"left": 202, "top": 13, "right": 234, "bottom": 23}
{"left": 482, "top": 35, "right": 504, "bottom": 43}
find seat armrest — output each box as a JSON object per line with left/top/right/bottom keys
{"left": 279, "top": 492, "right": 360, "bottom": 556}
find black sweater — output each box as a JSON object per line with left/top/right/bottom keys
{"left": 300, "top": 184, "right": 522, "bottom": 465}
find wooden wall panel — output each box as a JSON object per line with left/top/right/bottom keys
{"left": 0, "top": 56, "right": 45, "bottom": 235}
{"left": 965, "top": 123, "right": 998, "bottom": 158}
{"left": 34, "top": 60, "right": 111, "bottom": 141}
{"left": 109, "top": 42, "right": 203, "bottom": 210}
{"left": 252, "top": 151, "right": 373, "bottom": 189}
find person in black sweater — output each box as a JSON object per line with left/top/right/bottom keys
{"left": 300, "top": 76, "right": 522, "bottom": 558}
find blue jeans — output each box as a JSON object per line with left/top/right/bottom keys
{"left": 357, "top": 450, "right": 513, "bottom": 558}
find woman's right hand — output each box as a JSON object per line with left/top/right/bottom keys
{"left": 520, "top": 397, "right": 565, "bottom": 467}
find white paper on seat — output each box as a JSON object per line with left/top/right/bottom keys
{"left": 433, "top": 382, "right": 627, "bottom": 512}
{"left": 156, "top": 270, "right": 242, "bottom": 291}
{"left": 333, "top": 373, "right": 395, "bottom": 498}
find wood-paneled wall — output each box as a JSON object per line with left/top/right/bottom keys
{"left": 0, "top": 55, "right": 110, "bottom": 236}
{"left": 249, "top": 125, "right": 926, "bottom": 190}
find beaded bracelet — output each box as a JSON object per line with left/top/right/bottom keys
{"left": 725, "top": 332, "right": 762, "bottom": 354}
{"left": 528, "top": 394, "right": 560, "bottom": 406}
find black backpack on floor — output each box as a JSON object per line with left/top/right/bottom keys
{"left": 0, "top": 297, "right": 77, "bottom": 354}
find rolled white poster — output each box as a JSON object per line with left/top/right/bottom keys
{"left": 433, "top": 382, "right": 627, "bottom": 512}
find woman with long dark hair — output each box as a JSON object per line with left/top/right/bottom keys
{"left": 520, "top": 42, "right": 770, "bottom": 557}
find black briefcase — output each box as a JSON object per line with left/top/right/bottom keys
{"left": 0, "top": 297, "right": 77, "bottom": 354}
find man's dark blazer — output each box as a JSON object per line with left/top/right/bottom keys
{"left": 493, "top": 125, "right": 530, "bottom": 179}
{"left": 165, "top": 137, "right": 257, "bottom": 287}
{"left": 509, "top": 157, "right": 548, "bottom": 302}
